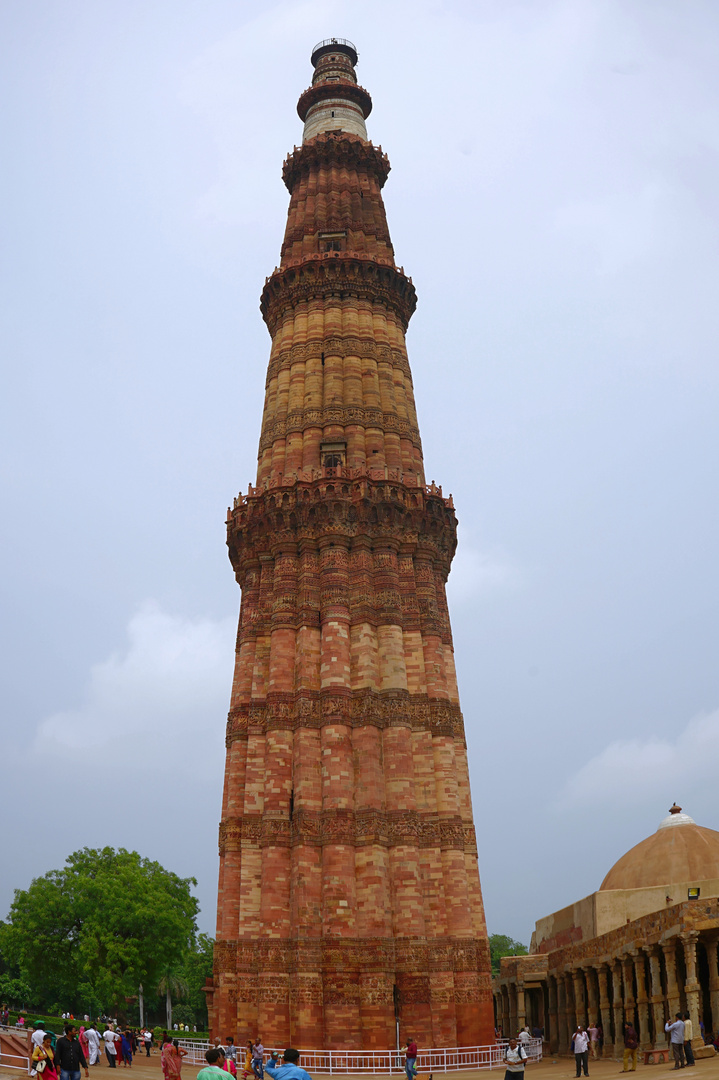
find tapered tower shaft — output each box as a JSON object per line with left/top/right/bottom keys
{"left": 211, "top": 39, "right": 493, "bottom": 1050}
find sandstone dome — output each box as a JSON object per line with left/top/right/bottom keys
{"left": 600, "top": 804, "right": 719, "bottom": 891}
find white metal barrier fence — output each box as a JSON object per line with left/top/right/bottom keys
{"left": 0, "top": 1051, "right": 31, "bottom": 1073}
{"left": 177, "top": 1038, "right": 542, "bottom": 1073}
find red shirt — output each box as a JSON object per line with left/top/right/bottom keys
{"left": 406, "top": 1043, "right": 417, "bottom": 1059}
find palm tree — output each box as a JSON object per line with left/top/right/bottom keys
{"left": 157, "top": 971, "right": 189, "bottom": 1030}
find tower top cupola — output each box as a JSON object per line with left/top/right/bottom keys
{"left": 298, "top": 38, "right": 372, "bottom": 142}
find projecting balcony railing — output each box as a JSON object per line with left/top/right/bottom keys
{"left": 311, "top": 38, "right": 358, "bottom": 62}
{"left": 229, "top": 467, "right": 454, "bottom": 512}
{"left": 177, "top": 1038, "right": 543, "bottom": 1073}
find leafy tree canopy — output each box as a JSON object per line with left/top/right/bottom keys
{"left": 489, "top": 933, "right": 528, "bottom": 975}
{"left": 0, "top": 847, "right": 199, "bottom": 1014}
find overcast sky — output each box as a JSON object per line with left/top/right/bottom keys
{"left": 2, "top": 0, "right": 718, "bottom": 947}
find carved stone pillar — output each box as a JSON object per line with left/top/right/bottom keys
{"left": 663, "top": 941, "right": 681, "bottom": 1019}
{"left": 622, "top": 953, "right": 636, "bottom": 1022}
{"left": 597, "top": 964, "right": 611, "bottom": 1057}
{"left": 557, "top": 972, "right": 569, "bottom": 1052}
{"left": 573, "top": 968, "right": 587, "bottom": 1023}
{"left": 646, "top": 947, "right": 666, "bottom": 1049}
{"left": 516, "top": 982, "right": 527, "bottom": 1031}
{"left": 498, "top": 989, "right": 509, "bottom": 1036}
{"left": 548, "top": 976, "right": 559, "bottom": 1053}
{"left": 509, "top": 983, "right": 518, "bottom": 1036}
{"left": 566, "top": 971, "right": 576, "bottom": 1032}
{"left": 586, "top": 966, "right": 598, "bottom": 1025}
{"left": 682, "top": 932, "right": 702, "bottom": 1048}
{"left": 612, "top": 959, "right": 625, "bottom": 1055}
{"left": 633, "top": 949, "right": 650, "bottom": 1049}
{"left": 704, "top": 934, "right": 719, "bottom": 1040}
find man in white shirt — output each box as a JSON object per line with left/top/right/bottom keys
{"left": 683, "top": 1013, "right": 695, "bottom": 1067}
{"left": 143, "top": 1029, "right": 153, "bottom": 1058}
{"left": 504, "top": 1037, "right": 528, "bottom": 1079}
{"left": 31, "top": 1022, "right": 46, "bottom": 1052}
{"left": 572, "top": 1026, "right": 590, "bottom": 1078}
{"left": 85, "top": 1024, "right": 102, "bottom": 1065}
{"left": 103, "top": 1026, "right": 120, "bottom": 1068}
{"left": 518, "top": 1028, "right": 531, "bottom": 1047}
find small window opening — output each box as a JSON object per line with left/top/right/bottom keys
{"left": 321, "top": 352, "right": 325, "bottom": 366}
{"left": 321, "top": 441, "right": 346, "bottom": 469}
{"left": 331, "top": 110, "right": 335, "bottom": 117}
{"left": 289, "top": 790, "right": 294, "bottom": 819}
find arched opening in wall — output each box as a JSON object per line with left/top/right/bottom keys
{"left": 321, "top": 440, "right": 346, "bottom": 470}
{"left": 319, "top": 230, "right": 346, "bottom": 253}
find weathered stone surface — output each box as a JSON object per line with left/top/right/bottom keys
{"left": 211, "top": 40, "right": 493, "bottom": 1050}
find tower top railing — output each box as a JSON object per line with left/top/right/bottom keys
{"left": 311, "top": 37, "right": 358, "bottom": 66}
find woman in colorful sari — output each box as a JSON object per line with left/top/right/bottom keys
{"left": 121, "top": 1030, "right": 133, "bottom": 1068}
{"left": 161, "top": 1035, "right": 174, "bottom": 1080}
{"left": 78, "top": 1027, "right": 90, "bottom": 1067}
{"left": 32, "top": 1033, "right": 58, "bottom": 1080}
{"left": 163, "top": 1040, "right": 187, "bottom": 1080}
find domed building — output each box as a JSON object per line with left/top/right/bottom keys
{"left": 494, "top": 806, "right": 719, "bottom": 1056}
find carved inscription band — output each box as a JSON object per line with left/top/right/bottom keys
{"left": 266, "top": 337, "right": 412, "bottom": 383}
{"left": 214, "top": 936, "right": 486, "bottom": 975}
{"left": 225, "top": 690, "right": 466, "bottom": 740}
{"left": 218, "top": 809, "right": 477, "bottom": 853}
{"left": 259, "top": 406, "right": 421, "bottom": 454}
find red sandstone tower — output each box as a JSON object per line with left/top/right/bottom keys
{"left": 210, "top": 39, "right": 494, "bottom": 1050}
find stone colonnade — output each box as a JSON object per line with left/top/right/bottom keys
{"left": 494, "top": 928, "right": 719, "bottom": 1055}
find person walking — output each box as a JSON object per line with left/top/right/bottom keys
{"left": 102, "top": 1027, "right": 119, "bottom": 1068}
{"left": 85, "top": 1027, "right": 101, "bottom": 1067}
{"left": 264, "top": 1049, "right": 312, "bottom": 1080}
{"left": 55, "top": 1024, "right": 90, "bottom": 1080}
{"left": 142, "top": 1030, "right": 152, "bottom": 1058}
{"left": 32, "top": 1021, "right": 47, "bottom": 1054}
{"left": 572, "top": 1025, "right": 590, "bottom": 1078}
{"left": 683, "top": 1014, "right": 695, "bottom": 1066}
{"left": 197, "top": 1049, "right": 229, "bottom": 1080}
{"left": 403, "top": 1039, "right": 417, "bottom": 1080}
{"left": 120, "top": 1031, "right": 132, "bottom": 1069}
{"left": 161, "top": 1036, "right": 174, "bottom": 1080}
{"left": 251, "top": 1039, "right": 264, "bottom": 1080}
{"left": 503, "top": 1037, "right": 528, "bottom": 1080}
{"left": 622, "top": 1022, "right": 638, "bottom": 1072}
{"left": 163, "top": 1040, "right": 187, "bottom": 1080}
{"left": 587, "top": 1024, "right": 599, "bottom": 1060}
{"left": 33, "top": 1033, "right": 59, "bottom": 1080}
{"left": 665, "top": 1014, "right": 686, "bottom": 1070}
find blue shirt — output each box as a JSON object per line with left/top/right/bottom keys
{"left": 665, "top": 1021, "right": 685, "bottom": 1045}
{"left": 264, "top": 1063, "right": 312, "bottom": 1080}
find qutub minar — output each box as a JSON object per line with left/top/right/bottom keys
{"left": 208, "top": 39, "right": 494, "bottom": 1050}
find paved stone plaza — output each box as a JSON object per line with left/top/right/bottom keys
{"left": 5, "top": 1052, "right": 719, "bottom": 1080}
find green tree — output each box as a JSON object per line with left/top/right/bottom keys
{"left": 157, "top": 970, "right": 189, "bottom": 1030}
{"left": 177, "top": 932, "right": 214, "bottom": 1028}
{"left": 489, "top": 933, "right": 528, "bottom": 975}
{"left": 2, "top": 847, "right": 199, "bottom": 1014}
